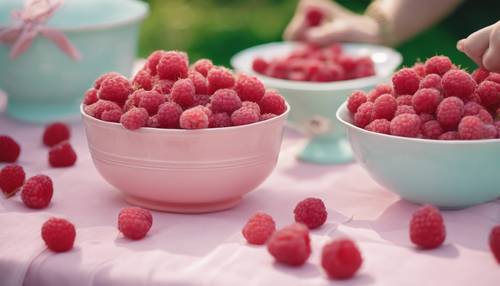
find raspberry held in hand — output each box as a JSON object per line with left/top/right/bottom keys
{"left": 409, "top": 205, "right": 446, "bottom": 249}
{"left": 118, "top": 207, "right": 153, "bottom": 240}
{"left": 0, "top": 135, "right": 21, "bottom": 163}
{"left": 43, "top": 122, "right": 70, "bottom": 147}
{"left": 0, "top": 164, "right": 25, "bottom": 197}
{"left": 267, "top": 223, "right": 311, "bottom": 266}
{"left": 294, "top": 197, "right": 328, "bottom": 229}
{"left": 321, "top": 239, "right": 363, "bottom": 280}
{"left": 490, "top": 225, "right": 500, "bottom": 264}
{"left": 242, "top": 212, "right": 276, "bottom": 245}
{"left": 49, "top": 141, "right": 77, "bottom": 167}
{"left": 305, "top": 7, "right": 324, "bottom": 27}
{"left": 41, "top": 217, "right": 76, "bottom": 252}
{"left": 21, "top": 175, "right": 53, "bottom": 209}
{"left": 180, "top": 106, "right": 210, "bottom": 129}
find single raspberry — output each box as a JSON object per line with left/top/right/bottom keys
{"left": 412, "top": 88, "right": 442, "bottom": 114}
{"left": 436, "top": 97, "right": 464, "bottom": 130}
{"left": 463, "top": 101, "right": 484, "bottom": 116}
{"left": 120, "top": 108, "right": 149, "bottom": 130}
{"left": 354, "top": 102, "right": 374, "bottom": 128}
{"left": 209, "top": 112, "right": 231, "bottom": 128}
{"left": 157, "top": 51, "right": 189, "bottom": 80}
{"left": 43, "top": 122, "right": 70, "bottom": 147}
{"left": 98, "top": 75, "right": 131, "bottom": 103}
{"left": 118, "top": 207, "right": 153, "bottom": 240}
{"left": 252, "top": 57, "right": 269, "bottom": 74}
{"left": 394, "top": 105, "right": 416, "bottom": 116}
{"left": 396, "top": 95, "right": 413, "bottom": 106}
{"left": 490, "top": 225, "right": 500, "bottom": 263}
{"left": 267, "top": 223, "right": 311, "bottom": 266}
{"left": 442, "top": 69, "right": 476, "bottom": 99}
{"left": 439, "top": 131, "right": 459, "bottom": 140}
{"left": 101, "top": 109, "right": 123, "bottom": 123}
{"left": 242, "top": 101, "right": 261, "bottom": 115}
{"left": 188, "top": 70, "right": 209, "bottom": 95}
{"left": 85, "top": 100, "right": 121, "bottom": 119}
{"left": 305, "top": 6, "right": 324, "bottom": 26}
{"left": 477, "top": 109, "right": 494, "bottom": 124}
{"left": 147, "top": 115, "right": 160, "bottom": 128}
{"left": 412, "top": 62, "right": 426, "bottom": 78}
{"left": 235, "top": 74, "right": 265, "bottom": 102}
{"left": 367, "top": 83, "right": 393, "bottom": 102}
{"left": 138, "top": 90, "right": 165, "bottom": 115}
{"left": 157, "top": 102, "right": 183, "bottom": 128}
{"left": 424, "top": 56, "right": 452, "bottom": 76}
{"left": 390, "top": 114, "right": 421, "bottom": 138}
{"left": 419, "top": 74, "right": 442, "bottom": 91}
{"left": 419, "top": 113, "right": 435, "bottom": 124}
{"left": 242, "top": 212, "right": 276, "bottom": 245}
{"left": 392, "top": 68, "right": 420, "bottom": 95}
{"left": 321, "top": 238, "right": 363, "bottom": 280}
{"left": 171, "top": 78, "right": 196, "bottom": 108}
{"left": 83, "top": 88, "right": 98, "bottom": 105}
{"left": 373, "top": 94, "right": 397, "bottom": 120}
{"left": 231, "top": 107, "right": 259, "bottom": 126}
{"left": 207, "top": 67, "right": 235, "bottom": 94}
{"left": 476, "top": 80, "right": 500, "bottom": 109}
{"left": 21, "top": 175, "right": 53, "bottom": 209}
{"left": 472, "top": 67, "right": 490, "bottom": 84}
{"left": 458, "top": 116, "right": 485, "bottom": 140}
{"left": 410, "top": 205, "right": 446, "bottom": 249}
{"left": 41, "top": 217, "right": 76, "bottom": 252}
{"left": 132, "top": 69, "right": 153, "bottom": 91}
{"left": 94, "top": 72, "right": 121, "bottom": 89}
{"left": 153, "top": 79, "right": 174, "bottom": 95}
{"left": 180, "top": 106, "right": 209, "bottom": 129}
{"left": 421, "top": 120, "right": 443, "bottom": 139}
{"left": 0, "top": 164, "right": 25, "bottom": 197}
{"left": 260, "top": 113, "right": 277, "bottom": 121}
{"left": 259, "top": 90, "right": 286, "bottom": 115}
{"left": 0, "top": 135, "right": 21, "bottom": 163}
{"left": 347, "top": 90, "right": 368, "bottom": 113}
{"left": 294, "top": 197, "right": 328, "bottom": 229}
{"left": 49, "top": 141, "right": 77, "bottom": 167}
{"left": 210, "top": 89, "right": 242, "bottom": 114}
{"left": 486, "top": 73, "right": 500, "bottom": 84}
{"left": 193, "top": 94, "right": 211, "bottom": 107}
{"left": 365, "top": 119, "right": 390, "bottom": 134}
{"left": 483, "top": 124, "right": 498, "bottom": 139}
{"left": 193, "top": 58, "right": 213, "bottom": 77}
{"left": 146, "top": 50, "right": 165, "bottom": 75}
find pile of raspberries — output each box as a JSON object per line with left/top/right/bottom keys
{"left": 83, "top": 50, "right": 287, "bottom": 130}
{"left": 347, "top": 56, "right": 500, "bottom": 140}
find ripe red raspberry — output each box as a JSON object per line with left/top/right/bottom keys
{"left": 305, "top": 6, "right": 324, "bottom": 26}
{"left": 259, "top": 90, "right": 286, "bottom": 115}
{"left": 21, "top": 175, "right": 53, "bottom": 209}
{"left": 0, "top": 164, "right": 25, "bottom": 197}
{"left": 347, "top": 90, "right": 368, "bottom": 113}
{"left": 310, "top": 63, "right": 345, "bottom": 82}
{"left": 120, "top": 108, "right": 149, "bottom": 130}
{"left": 436, "top": 97, "right": 464, "bottom": 130}
{"left": 294, "top": 197, "right": 328, "bottom": 229}
{"left": 442, "top": 69, "right": 476, "bottom": 99}
{"left": 231, "top": 107, "right": 259, "bottom": 126}
{"left": 410, "top": 205, "right": 446, "bottom": 249}
{"left": 365, "top": 119, "right": 390, "bottom": 134}
{"left": 394, "top": 105, "right": 416, "bottom": 116}
{"left": 83, "top": 88, "right": 98, "bottom": 105}
{"left": 260, "top": 113, "right": 277, "bottom": 121}
{"left": 157, "top": 51, "right": 189, "bottom": 80}
{"left": 463, "top": 101, "right": 484, "bottom": 116}
{"left": 41, "top": 217, "right": 76, "bottom": 252}
{"left": 367, "top": 83, "right": 393, "bottom": 102}
{"left": 171, "top": 78, "right": 196, "bottom": 108}
{"left": 98, "top": 75, "right": 131, "bottom": 103}
{"left": 153, "top": 79, "right": 174, "bottom": 95}
{"left": 396, "top": 95, "right": 413, "bottom": 106}
{"left": 392, "top": 68, "right": 420, "bottom": 95}
{"left": 351, "top": 57, "right": 375, "bottom": 78}
{"left": 180, "top": 106, "right": 209, "bottom": 129}
{"left": 188, "top": 70, "right": 209, "bottom": 95}
{"left": 476, "top": 80, "right": 500, "bottom": 109}
{"left": 458, "top": 116, "right": 485, "bottom": 140}
{"left": 209, "top": 112, "right": 231, "bottom": 128}
{"left": 419, "top": 74, "right": 442, "bottom": 91}
{"left": 0, "top": 135, "right": 21, "bottom": 163}
{"left": 211, "top": 89, "right": 242, "bottom": 114}
{"left": 490, "top": 225, "right": 500, "bottom": 263}
{"left": 424, "top": 56, "right": 452, "bottom": 76}
{"left": 471, "top": 67, "right": 490, "bottom": 84}
{"left": 242, "top": 101, "right": 261, "bottom": 115}
{"left": 118, "top": 207, "right": 153, "bottom": 240}
{"left": 483, "top": 124, "right": 498, "bottom": 139}
{"left": 43, "top": 122, "right": 70, "bottom": 147}
{"left": 85, "top": 100, "right": 121, "bottom": 119}
{"left": 486, "top": 73, "right": 500, "bottom": 84}
{"left": 242, "top": 212, "right": 276, "bottom": 245}
{"left": 132, "top": 69, "right": 153, "bottom": 91}
{"left": 193, "top": 58, "right": 213, "bottom": 77}
{"left": 94, "top": 72, "right": 121, "bottom": 89}
{"left": 101, "top": 109, "right": 123, "bottom": 123}
{"left": 138, "top": 90, "right": 164, "bottom": 115}
{"left": 207, "top": 67, "right": 235, "bottom": 94}
{"left": 148, "top": 115, "right": 160, "bottom": 128}
{"left": 412, "top": 62, "right": 426, "bottom": 78}
{"left": 49, "top": 141, "right": 77, "bottom": 167}
{"left": 477, "top": 109, "right": 494, "bottom": 124}
{"left": 439, "top": 131, "right": 459, "bottom": 140}
{"left": 235, "top": 74, "right": 266, "bottom": 102}
{"left": 412, "top": 88, "right": 442, "bottom": 114}
{"left": 354, "top": 102, "right": 374, "bottom": 128}
{"left": 421, "top": 120, "right": 443, "bottom": 139}
{"left": 267, "top": 223, "right": 311, "bottom": 266}
{"left": 419, "top": 113, "right": 435, "bottom": 124}
{"left": 146, "top": 50, "right": 165, "bottom": 75}
{"left": 252, "top": 57, "right": 269, "bottom": 74}
{"left": 157, "top": 102, "right": 183, "bottom": 128}
{"left": 192, "top": 94, "right": 210, "bottom": 107}
{"left": 321, "top": 238, "right": 363, "bottom": 280}
{"left": 390, "top": 114, "right": 421, "bottom": 138}
{"left": 373, "top": 94, "right": 397, "bottom": 120}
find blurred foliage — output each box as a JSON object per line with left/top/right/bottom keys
{"left": 139, "top": 0, "right": 499, "bottom": 70}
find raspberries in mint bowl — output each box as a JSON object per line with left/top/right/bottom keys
{"left": 81, "top": 50, "right": 289, "bottom": 213}
{"left": 337, "top": 56, "right": 500, "bottom": 208}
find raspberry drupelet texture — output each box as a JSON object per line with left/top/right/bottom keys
{"left": 347, "top": 90, "right": 367, "bottom": 113}
{"left": 373, "top": 94, "right": 397, "bottom": 120}
{"left": 439, "top": 131, "right": 459, "bottom": 140}
{"left": 472, "top": 67, "right": 490, "bottom": 84}
{"left": 267, "top": 223, "right": 311, "bottom": 266}
{"left": 463, "top": 101, "right": 484, "bottom": 116}
{"left": 392, "top": 68, "right": 420, "bottom": 95}
{"left": 367, "top": 83, "right": 393, "bottom": 102}
{"left": 486, "top": 73, "right": 500, "bottom": 84}
{"left": 94, "top": 72, "right": 121, "bottom": 89}
{"left": 21, "top": 175, "right": 53, "bottom": 209}
{"left": 188, "top": 70, "right": 209, "bottom": 95}
{"left": 41, "top": 217, "right": 76, "bottom": 252}
{"left": 0, "top": 164, "right": 25, "bottom": 197}
{"left": 394, "top": 105, "right": 416, "bottom": 116}
{"left": 436, "top": 97, "right": 464, "bottom": 130}
{"left": 259, "top": 90, "right": 286, "bottom": 115}
{"left": 294, "top": 197, "right": 328, "bottom": 229}
{"left": 410, "top": 205, "right": 446, "bottom": 249}
{"left": 235, "top": 74, "right": 266, "bottom": 102}
{"left": 157, "top": 102, "right": 183, "bottom": 128}
{"left": 118, "top": 207, "right": 153, "bottom": 240}
{"left": 193, "top": 58, "right": 214, "bottom": 77}
{"left": 421, "top": 120, "right": 444, "bottom": 139}
{"left": 424, "top": 56, "right": 452, "bottom": 76}
{"left": 252, "top": 57, "right": 269, "bottom": 74}
{"left": 207, "top": 67, "right": 235, "bottom": 94}
{"left": 419, "top": 74, "right": 442, "bottom": 91}
{"left": 193, "top": 94, "right": 211, "bottom": 107}
{"left": 132, "top": 69, "right": 153, "bottom": 91}
{"left": 354, "top": 102, "right": 374, "bottom": 128}
{"left": 210, "top": 89, "right": 242, "bottom": 114}
{"left": 101, "top": 109, "right": 123, "bottom": 123}
{"left": 231, "top": 107, "right": 259, "bottom": 126}
{"left": 157, "top": 51, "right": 189, "bottom": 80}
{"left": 490, "top": 225, "right": 500, "bottom": 264}
{"left": 120, "top": 108, "right": 149, "bottom": 130}
{"left": 419, "top": 113, "right": 435, "bottom": 124}
{"left": 321, "top": 239, "right": 363, "bottom": 280}
{"left": 412, "top": 62, "right": 426, "bottom": 78}
{"left": 43, "top": 122, "right": 70, "bottom": 147}
{"left": 85, "top": 100, "right": 121, "bottom": 119}
{"left": 0, "top": 135, "right": 21, "bottom": 163}
{"left": 441, "top": 69, "right": 476, "bottom": 99}
{"left": 477, "top": 109, "right": 494, "bottom": 124}
{"left": 83, "top": 88, "right": 98, "bottom": 105}
{"left": 242, "top": 212, "right": 276, "bottom": 245}
{"left": 396, "top": 95, "right": 413, "bottom": 106}
{"left": 412, "top": 88, "right": 442, "bottom": 114}
{"left": 146, "top": 50, "right": 165, "bottom": 75}
{"left": 458, "top": 116, "right": 485, "bottom": 140}
{"left": 138, "top": 90, "right": 165, "bottom": 115}
{"left": 153, "top": 79, "right": 174, "bottom": 95}
{"left": 260, "top": 113, "right": 277, "bottom": 121}
{"left": 180, "top": 106, "right": 210, "bottom": 129}
{"left": 148, "top": 115, "right": 160, "bottom": 128}
{"left": 476, "top": 80, "right": 500, "bottom": 109}
{"left": 209, "top": 112, "right": 231, "bottom": 128}
{"left": 98, "top": 74, "right": 131, "bottom": 103}
{"left": 365, "top": 119, "right": 391, "bottom": 134}
{"left": 242, "top": 101, "right": 261, "bottom": 115}
{"left": 390, "top": 114, "right": 421, "bottom": 137}
{"left": 171, "top": 78, "right": 196, "bottom": 108}
{"left": 49, "top": 141, "right": 77, "bottom": 167}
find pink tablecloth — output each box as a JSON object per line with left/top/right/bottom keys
{"left": 0, "top": 94, "right": 499, "bottom": 286}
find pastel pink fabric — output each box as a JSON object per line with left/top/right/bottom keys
{"left": 0, "top": 90, "right": 499, "bottom": 285}
{"left": 0, "top": 0, "right": 81, "bottom": 60}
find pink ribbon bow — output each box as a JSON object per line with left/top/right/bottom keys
{"left": 0, "top": 0, "right": 81, "bottom": 60}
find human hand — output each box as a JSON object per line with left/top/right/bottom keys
{"left": 458, "top": 21, "right": 500, "bottom": 72}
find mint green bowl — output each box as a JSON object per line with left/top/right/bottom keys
{"left": 0, "top": 0, "right": 148, "bottom": 123}
{"left": 337, "top": 102, "right": 500, "bottom": 209}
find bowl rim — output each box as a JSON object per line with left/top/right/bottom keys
{"left": 336, "top": 102, "right": 500, "bottom": 144}
{"left": 230, "top": 41, "right": 403, "bottom": 92}
{"left": 80, "top": 102, "right": 290, "bottom": 134}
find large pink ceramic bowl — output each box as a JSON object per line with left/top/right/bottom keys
{"left": 81, "top": 105, "right": 289, "bottom": 213}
